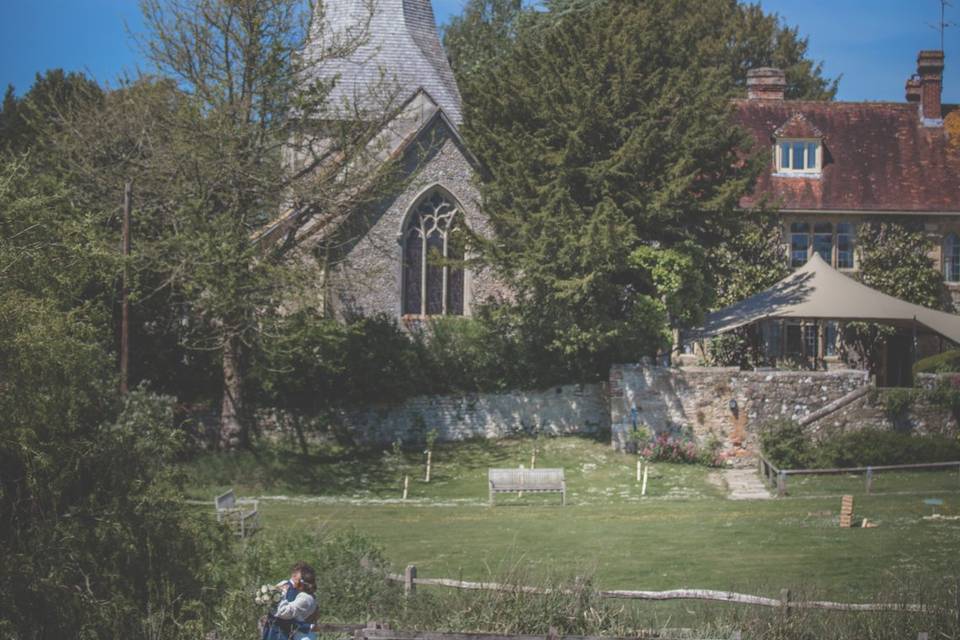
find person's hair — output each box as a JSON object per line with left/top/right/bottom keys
{"left": 292, "top": 561, "right": 317, "bottom": 595}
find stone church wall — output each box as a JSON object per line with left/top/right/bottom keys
{"left": 323, "top": 118, "right": 503, "bottom": 321}
{"left": 610, "top": 364, "right": 870, "bottom": 458}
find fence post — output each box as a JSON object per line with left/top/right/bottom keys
{"left": 404, "top": 564, "right": 417, "bottom": 597}
{"left": 865, "top": 466, "right": 873, "bottom": 494}
{"left": 777, "top": 471, "right": 786, "bottom": 497}
{"left": 780, "top": 588, "right": 791, "bottom": 617}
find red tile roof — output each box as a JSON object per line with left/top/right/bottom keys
{"left": 734, "top": 99, "right": 960, "bottom": 212}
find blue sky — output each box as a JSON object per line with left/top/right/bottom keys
{"left": 1, "top": 0, "right": 958, "bottom": 103}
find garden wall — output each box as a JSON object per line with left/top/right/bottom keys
{"left": 609, "top": 364, "right": 870, "bottom": 458}
{"left": 804, "top": 373, "right": 959, "bottom": 438}
{"left": 337, "top": 383, "right": 609, "bottom": 445}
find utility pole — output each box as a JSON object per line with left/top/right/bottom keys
{"left": 120, "top": 181, "right": 132, "bottom": 395}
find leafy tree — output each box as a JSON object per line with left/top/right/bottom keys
{"left": 442, "top": 0, "right": 528, "bottom": 98}
{"left": 462, "top": 0, "right": 761, "bottom": 378}
{"left": 0, "top": 70, "right": 103, "bottom": 153}
{"left": 49, "top": 0, "right": 407, "bottom": 447}
{"left": 843, "top": 220, "right": 947, "bottom": 375}
{"left": 0, "top": 155, "right": 227, "bottom": 638}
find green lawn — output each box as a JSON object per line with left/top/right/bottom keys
{"left": 185, "top": 436, "right": 960, "bottom": 602}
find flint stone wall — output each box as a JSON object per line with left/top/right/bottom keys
{"left": 610, "top": 364, "right": 870, "bottom": 457}
{"left": 804, "top": 373, "right": 959, "bottom": 438}
{"left": 256, "top": 383, "right": 610, "bottom": 447}
{"left": 340, "top": 383, "right": 609, "bottom": 445}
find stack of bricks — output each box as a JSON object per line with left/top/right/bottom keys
{"left": 840, "top": 495, "right": 855, "bottom": 528}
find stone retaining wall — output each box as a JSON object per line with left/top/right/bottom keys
{"left": 254, "top": 383, "right": 610, "bottom": 447}
{"left": 610, "top": 364, "right": 870, "bottom": 457}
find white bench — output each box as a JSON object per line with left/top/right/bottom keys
{"left": 214, "top": 489, "right": 260, "bottom": 537}
{"left": 488, "top": 468, "right": 566, "bottom": 506}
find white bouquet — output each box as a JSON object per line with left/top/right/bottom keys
{"left": 254, "top": 584, "right": 282, "bottom": 607}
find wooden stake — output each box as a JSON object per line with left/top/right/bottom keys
{"left": 119, "top": 181, "right": 132, "bottom": 395}
{"left": 404, "top": 564, "right": 417, "bottom": 597}
{"left": 530, "top": 447, "right": 537, "bottom": 469}
{"left": 402, "top": 475, "right": 409, "bottom": 501}
{"left": 636, "top": 459, "right": 641, "bottom": 482}
{"left": 425, "top": 450, "right": 432, "bottom": 483}
{"left": 641, "top": 464, "right": 649, "bottom": 497}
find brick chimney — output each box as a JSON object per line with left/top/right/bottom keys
{"left": 747, "top": 68, "right": 786, "bottom": 100}
{"left": 917, "top": 50, "right": 945, "bottom": 125}
{"left": 905, "top": 75, "right": 922, "bottom": 103}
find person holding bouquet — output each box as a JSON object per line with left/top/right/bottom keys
{"left": 260, "top": 561, "right": 319, "bottom": 640}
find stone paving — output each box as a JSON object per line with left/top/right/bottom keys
{"left": 723, "top": 468, "right": 772, "bottom": 500}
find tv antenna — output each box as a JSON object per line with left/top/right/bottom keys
{"left": 928, "top": 0, "right": 956, "bottom": 50}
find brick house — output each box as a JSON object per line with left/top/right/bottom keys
{"left": 724, "top": 51, "right": 960, "bottom": 383}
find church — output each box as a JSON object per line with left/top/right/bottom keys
{"left": 260, "top": 0, "right": 501, "bottom": 323}
{"left": 272, "top": 0, "right": 960, "bottom": 384}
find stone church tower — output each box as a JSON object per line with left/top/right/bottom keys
{"left": 300, "top": 0, "right": 498, "bottom": 321}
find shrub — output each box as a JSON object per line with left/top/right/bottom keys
{"left": 640, "top": 431, "right": 725, "bottom": 466}
{"left": 879, "top": 388, "right": 917, "bottom": 426}
{"left": 759, "top": 419, "right": 813, "bottom": 469}
{"left": 813, "top": 429, "right": 960, "bottom": 467}
{"left": 913, "top": 349, "right": 960, "bottom": 374}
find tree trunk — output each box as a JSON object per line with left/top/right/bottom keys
{"left": 220, "top": 333, "right": 244, "bottom": 449}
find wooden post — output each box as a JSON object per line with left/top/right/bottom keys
{"left": 641, "top": 463, "right": 649, "bottom": 497}
{"left": 917, "top": 633, "right": 929, "bottom": 640}
{"left": 404, "top": 564, "right": 417, "bottom": 597}
{"left": 119, "top": 181, "right": 132, "bottom": 395}
{"left": 865, "top": 466, "right": 873, "bottom": 494}
{"left": 636, "top": 458, "right": 642, "bottom": 482}
{"left": 425, "top": 450, "right": 432, "bottom": 483}
{"left": 518, "top": 464, "right": 524, "bottom": 498}
{"left": 402, "top": 475, "right": 409, "bottom": 501}
{"left": 531, "top": 447, "right": 537, "bottom": 470}
{"left": 777, "top": 471, "right": 786, "bottom": 497}
{"left": 780, "top": 588, "right": 792, "bottom": 617}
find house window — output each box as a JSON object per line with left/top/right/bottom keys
{"left": 825, "top": 321, "right": 840, "bottom": 357}
{"left": 790, "top": 222, "right": 810, "bottom": 267}
{"left": 789, "top": 220, "right": 855, "bottom": 269}
{"left": 762, "top": 320, "right": 782, "bottom": 359}
{"left": 803, "top": 324, "right": 818, "bottom": 358}
{"left": 777, "top": 139, "right": 821, "bottom": 174}
{"left": 837, "top": 223, "right": 855, "bottom": 269}
{"left": 945, "top": 233, "right": 960, "bottom": 283}
{"left": 813, "top": 222, "right": 833, "bottom": 263}
{"left": 402, "top": 191, "right": 465, "bottom": 316}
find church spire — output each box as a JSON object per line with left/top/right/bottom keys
{"left": 307, "top": 0, "right": 464, "bottom": 125}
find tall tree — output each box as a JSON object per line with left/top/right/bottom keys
{"left": 51, "top": 0, "right": 406, "bottom": 447}
{"left": 462, "top": 0, "right": 761, "bottom": 378}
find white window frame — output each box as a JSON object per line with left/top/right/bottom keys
{"left": 775, "top": 138, "right": 822, "bottom": 176}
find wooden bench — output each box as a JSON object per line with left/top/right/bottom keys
{"left": 488, "top": 468, "right": 566, "bottom": 506}
{"left": 215, "top": 489, "right": 260, "bottom": 537}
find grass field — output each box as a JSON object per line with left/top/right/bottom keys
{"left": 184, "top": 435, "right": 960, "bottom": 602}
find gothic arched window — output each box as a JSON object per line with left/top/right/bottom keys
{"left": 945, "top": 233, "right": 960, "bottom": 283}
{"left": 402, "top": 190, "right": 465, "bottom": 316}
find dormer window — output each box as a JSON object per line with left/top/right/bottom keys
{"left": 776, "top": 139, "right": 821, "bottom": 175}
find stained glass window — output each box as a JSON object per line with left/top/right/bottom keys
{"left": 402, "top": 190, "right": 465, "bottom": 316}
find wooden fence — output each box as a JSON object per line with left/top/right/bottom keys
{"left": 385, "top": 565, "right": 943, "bottom": 615}
{"left": 313, "top": 620, "right": 937, "bottom": 640}
{"left": 757, "top": 456, "right": 960, "bottom": 497}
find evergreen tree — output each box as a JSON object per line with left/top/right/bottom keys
{"left": 463, "top": 0, "right": 762, "bottom": 377}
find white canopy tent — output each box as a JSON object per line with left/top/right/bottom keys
{"left": 686, "top": 253, "right": 960, "bottom": 344}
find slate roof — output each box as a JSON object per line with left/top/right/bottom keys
{"left": 734, "top": 99, "right": 960, "bottom": 212}
{"left": 304, "top": 0, "right": 463, "bottom": 125}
